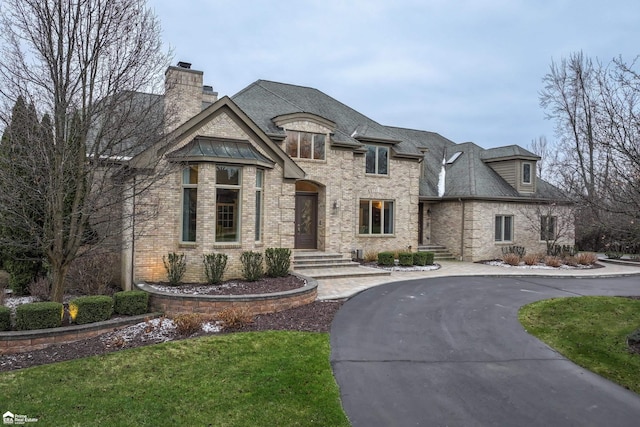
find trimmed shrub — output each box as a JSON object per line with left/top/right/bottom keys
{"left": 577, "top": 252, "right": 598, "bottom": 265}
{"left": 69, "top": 295, "right": 113, "bottom": 325}
{"left": 163, "top": 252, "right": 187, "bottom": 285}
{"left": 203, "top": 253, "right": 228, "bottom": 284}
{"left": 502, "top": 253, "right": 521, "bottom": 266}
{"left": 398, "top": 252, "right": 414, "bottom": 266}
{"left": 113, "top": 291, "right": 149, "bottom": 316}
{"left": 265, "top": 248, "right": 291, "bottom": 277}
{"left": 377, "top": 252, "right": 395, "bottom": 266}
{"left": 172, "top": 313, "right": 204, "bottom": 336}
{"left": 15, "top": 302, "right": 63, "bottom": 330}
{"left": 413, "top": 252, "right": 428, "bottom": 266}
{"left": 241, "top": 251, "right": 263, "bottom": 281}
{"left": 0, "top": 306, "right": 10, "bottom": 331}
{"left": 423, "top": 251, "right": 435, "bottom": 265}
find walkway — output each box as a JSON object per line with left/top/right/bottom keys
{"left": 317, "top": 259, "right": 640, "bottom": 299}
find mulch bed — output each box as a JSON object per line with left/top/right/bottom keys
{"left": 148, "top": 275, "right": 306, "bottom": 295}
{"left": 0, "top": 275, "right": 344, "bottom": 372}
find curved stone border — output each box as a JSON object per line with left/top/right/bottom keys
{"left": 135, "top": 273, "right": 318, "bottom": 317}
{"left": 0, "top": 313, "right": 162, "bottom": 355}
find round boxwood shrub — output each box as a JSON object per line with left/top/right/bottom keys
{"left": 0, "top": 306, "right": 11, "bottom": 331}
{"left": 15, "top": 301, "right": 63, "bottom": 330}
{"left": 377, "top": 252, "right": 395, "bottom": 266}
{"left": 113, "top": 290, "right": 149, "bottom": 316}
{"left": 398, "top": 252, "right": 414, "bottom": 266}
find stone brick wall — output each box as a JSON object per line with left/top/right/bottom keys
{"left": 428, "top": 199, "right": 575, "bottom": 261}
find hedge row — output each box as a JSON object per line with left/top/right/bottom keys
{"left": 377, "top": 251, "right": 435, "bottom": 266}
{"left": 2, "top": 290, "right": 149, "bottom": 331}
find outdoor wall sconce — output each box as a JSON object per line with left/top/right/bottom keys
{"left": 332, "top": 200, "right": 339, "bottom": 211}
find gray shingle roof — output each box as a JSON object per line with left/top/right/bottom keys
{"left": 229, "top": 79, "right": 568, "bottom": 203}
{"left": 232, "top": 80, "right": 423, "bottom": 157}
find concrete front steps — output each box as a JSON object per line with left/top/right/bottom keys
{"left": 293, "top": 251, "right": 391, "bottom": 280}
{"left": 418, "top": 245, "right": 457, "bottom": 261}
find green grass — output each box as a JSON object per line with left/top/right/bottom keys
{"left": 519, "top": 296, "right": 640, "bottom": 393}
{"left": 0, "top": 331, "right": 349, "bottom": 427}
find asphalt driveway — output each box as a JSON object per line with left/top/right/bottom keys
{"left": 330, "top": 276, "right": 640, "bottom": 426}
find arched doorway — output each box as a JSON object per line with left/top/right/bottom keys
{"left": 295, "top": 181, "right": 319, "bottom": 249}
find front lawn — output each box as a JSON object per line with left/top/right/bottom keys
{"left": 0, "top": 331, "right": 349, "bottom": 426}
{"left": 519, "top": 296, "right": 640, "bottom": 393}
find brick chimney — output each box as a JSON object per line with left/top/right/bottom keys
{"left": 164, "top": 62, "right": 218, "bottom": 133}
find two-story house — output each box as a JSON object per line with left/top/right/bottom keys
{"left": 121, "top": 62, "right": 573, "bottom": 288}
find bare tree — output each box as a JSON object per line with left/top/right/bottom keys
{"left": 519, "top": 203, "right": 576, "bottom": 254}
{"left": 528, "top": 135, "right": 552, "bottom": 181}
{"left": 0, "top": 0, "right": 171, "bottom": 302}
{"left": 540, "top": 52, "right": 610, "bottom": 201}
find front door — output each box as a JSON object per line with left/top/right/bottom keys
{"left": 295, "top": 193, "right": 317, "bottom": 249}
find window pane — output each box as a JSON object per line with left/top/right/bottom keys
{"left": 216, "top": 188, "right": 239, "bottom": 242}
{"left": 255, "top": 190, "right": 262, "bottom": 241}
{"left": 182, "top": 188, "right": 197, "bottom": 242}
{"left": 183, "top": 166, "right": 198, "bottom": 184}
{"left": 366, "top": 146, "right": 376, "bottom": 173}
{"left": 523, "top": 163, "right": 531, "bottom": 183}
{"left": 299, "top": 132, "right": 312, "bottom": 158}
{"left": 359, "top": 200, "right": 370, "bottom": 234}
{"left": 371, "top": 200, "right": 382, "bottom": 234}
{"left": 256, "top": 169, "right": 263, "bottom": 188}
{"left": 504, "top": 216, "right": 512, "bottom": 241}
{"left": 313, "top": 134, "right": 325, "bottom": 160}
{"left": 285, "top": 131, "right": 298, "bottom": 157}
{"left": 216, "top": 166, "right": 240, "bottom": 185}
{"left": 378, "top": 147, "right": 388, "bottom": 175}
{"left": 383, "top": 201, "right": 394, "bottom": 234}
{"left": 495, "top": 216, "right": 502, "bottom": 241}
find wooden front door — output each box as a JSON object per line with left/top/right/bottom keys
{"left": 295, "top": 193, "right": 317, "bottom": 249}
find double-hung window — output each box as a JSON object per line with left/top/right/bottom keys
{"left": 540, "top": 215, "right": 556, "bottom": 241}
{"left": 359, "top": 200, "right": 394, "bottom": 235}
{"left": 216, "top": 166, "right": 241, "bottom": 242}
{"left": 365, "top": 145, "right": 388, "bottom": 175}
{"left": 495, "top": 215, "right": 513, "bottom": 242}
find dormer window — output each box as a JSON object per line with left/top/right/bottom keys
{"left": 522, "top": 162, "right": 532, "bottom": 184}
{"left": 284, "top": 130, "right": 325, "bottom": 160}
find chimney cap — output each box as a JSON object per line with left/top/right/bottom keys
{"left": 203, "top": 85, "right": 214, "bottom": 92}
{"left": 177, "top": 61, "right": 192, "bottom": 69}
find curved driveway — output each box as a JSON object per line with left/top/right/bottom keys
{"left": 330, "top": 276, "right": 640, "bottom": 426}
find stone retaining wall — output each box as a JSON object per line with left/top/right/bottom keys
{"left": 0, "top": 313, "right": 161, "bottom": 355}
{"left": 136, "top": 278, "right": 317, "bottom": 316}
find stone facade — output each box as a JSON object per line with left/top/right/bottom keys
{"left": 427, "top": 199, "right": 574, "bottom": 261}
{"left": 122, "top": 64, "right": 574, "bottom": 288}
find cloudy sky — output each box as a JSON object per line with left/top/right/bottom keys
{"left": 149, "top": 0, "right": 639, "bottom": 149}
